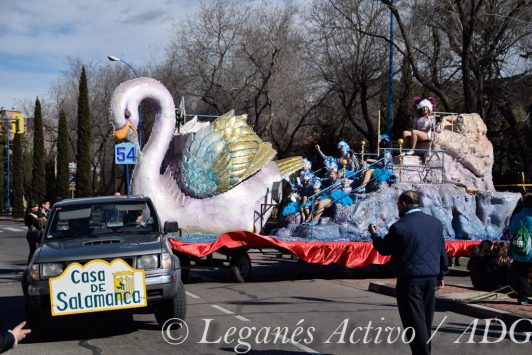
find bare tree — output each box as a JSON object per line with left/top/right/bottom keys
{"left": 163, "top": 0, "right": 317, "bottom": 156}
{"left": 45, "top": 58, "right": 135, "bottom": 195}
{"left": 304, "top": 0, "right": 390, "bottom": 150}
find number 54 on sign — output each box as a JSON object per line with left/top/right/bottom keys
{"left": 115, "top": 143, "right": 138, "bottom": 165}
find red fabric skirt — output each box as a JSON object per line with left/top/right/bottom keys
{"left": 169, "top": 231, "right": 477, "bottom": 268}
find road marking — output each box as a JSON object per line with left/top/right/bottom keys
{"left": 186, "top": 291, "right": 200, "bottom": 299}
{"left": 3, "top": 227, "right": 26, "bottom": 232}
{"left": 285, "top": 337, "right": 320, "bottom": 353}
{"left": 210, "top": 303, "right": 319, "bottom": 353}
{"left": 210, "top": 304, "right": 251, "bottom": 322}
{"left": 211, "top": 304, "right": 234, "bottom": 315}
{"left": 234, "top": 315, "right": 250, "bottom": 322}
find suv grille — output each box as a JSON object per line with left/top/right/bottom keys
{"left": 66, "top": 257, "right": 134, "bottom": 268}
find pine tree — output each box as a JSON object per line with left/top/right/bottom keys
{"left": 0, "top": 124, "right": 4, "bottom": 212}
{"left": 75, "top": 66, "right": 91, "bottom": 197}
{"left": 22, "top": 148, "right": 33, "bottom": 203}
{"left": 31, "top": 97, "right": 45, "bottom": 203}
{"left": 56, "top": 110, "right": 69, "bottom": 200}
{"left": 45, "top": 155, "right": 57, "bottom": 203}
{"left": 12, "top": 133, "right": 24, "bottom": 217}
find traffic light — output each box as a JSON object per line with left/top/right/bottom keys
{"left": 9, "top": 113, "right": 24, "bottom": 133}
{"left": 16, "top": 116, "right": 25, "bottom": 133}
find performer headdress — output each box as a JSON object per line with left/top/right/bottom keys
{"left": 379, "top": 134, "right": 391, "bottom": 143}
{"left": 413, "top": 96, "right": 436, "bottom": 113}
{"left": 327, "top": 161, "right": 338, "bottom": 173}
{"left": 337, "top": 141, "right": 350, "bottom": 155}
{"left": 416, "top": 99, "right": 433, "bottom": 113}
{"left": 324, "top": 156, "right": 336, "bottom": 171}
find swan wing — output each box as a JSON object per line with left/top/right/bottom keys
{"left": 179, "top": 110, "right": 277, "bottom": 198}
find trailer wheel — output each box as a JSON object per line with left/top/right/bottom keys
{"left": 229, "top": 252, "right": 251, "bottom": 282}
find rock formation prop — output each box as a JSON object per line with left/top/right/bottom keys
{"left": 274, "top": 112, "right": 521, "bottom": 242}
{"left": 404, "top": 113, "right": 495, "bottom": 190}
{"left": 433, "top": 113, "right": 495, "bottom": 191}
{"left": 274, "top": 183, "right": 520, "bottom": 241}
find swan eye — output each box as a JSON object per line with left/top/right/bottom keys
{"left": 125, "top": 109, "right": 131, "bottom": 119}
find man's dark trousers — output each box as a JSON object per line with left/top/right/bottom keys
{"left": 396, "top": 278, "right": 436, "bottom": 355}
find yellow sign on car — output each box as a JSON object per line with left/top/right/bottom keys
{"left": 49, "top": 259, "right": 147, "bottom": 316}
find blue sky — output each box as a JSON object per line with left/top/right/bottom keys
{"left": 0, "top": 0, "right": 198, "bottom": 109}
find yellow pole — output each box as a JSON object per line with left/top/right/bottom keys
{"left": 398, "top": 138, "right": 404, "bottom": 182}
{"left": 341, "top": 159, "right": 347, "bottom": 191}
{"left": 361, "top": 140, "right": 366, "bottom": 163}
{"left": 377, "top": 110, "right": 381, "bottom": 157}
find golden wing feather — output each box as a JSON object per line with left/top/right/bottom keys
{"left": 212, "top": 112, "right": 276, "bottom": 188}
{"left": 180, "top": 110, "right": 302, "bottom": 198}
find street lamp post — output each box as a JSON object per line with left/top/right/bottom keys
{"left": 6, "top": 118, "right": 10, "bottom": 214}
{"left": 107, "top": 55, "right": 142, "bottom": 148}
{"left": 108, "top": 55, "right": 142, "bottom": 196}
{"left": 0, "top": 109, "right": 13, "bottom": 215}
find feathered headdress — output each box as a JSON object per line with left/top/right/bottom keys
{"left": 324, "top": 156, "right": 336, "bottom": 170}
{"left": 302, "top": 158, "right": 312, "bottom": 169}
{"left": 379, "top": 134, "right": 391, "bottom": 143}
{"left": 337, "top": 141, "right": 350, "bottom": 154}
{"left": 326, "top": 161, "right": 338, "bottom": 173}
{"left": 413, "top": 96, "right": 436, "bottom": 113}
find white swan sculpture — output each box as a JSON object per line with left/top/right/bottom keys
{"left": 110, "top": 77, "right": 303, "bottom": 234}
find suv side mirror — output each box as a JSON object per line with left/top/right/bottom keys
{"left": 163, "top": 221, "right": 179, "bottom": 234}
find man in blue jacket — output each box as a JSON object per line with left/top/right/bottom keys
{"left": 368, "top": 190, "right": 448, "bottom": 355}
{"left": 508, "top": 193, "right": 532, "bottom": 305}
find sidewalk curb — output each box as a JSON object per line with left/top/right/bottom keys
{"left": 368, "top": 282, "right": 532, "bottom": 332}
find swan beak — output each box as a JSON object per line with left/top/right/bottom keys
{"left": 114, "top": 121, "right": 137, "bottom": 141}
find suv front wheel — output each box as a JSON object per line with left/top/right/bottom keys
{"left": 154, "top": 280, "right": 187, "bottom": 326}
{"left": 25, "top": 299, "right": 52, "bottom": 340}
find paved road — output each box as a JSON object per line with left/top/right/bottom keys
{"left": 0, "top": 221, "right": 529, "bottom": 354}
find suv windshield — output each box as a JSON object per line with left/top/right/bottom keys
{"left": 46, "top": 201, "right": 159, "bottom": 239}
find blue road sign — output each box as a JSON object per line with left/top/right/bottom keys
{"left": 115, "top": 142, "right": 138, "bottom": 165}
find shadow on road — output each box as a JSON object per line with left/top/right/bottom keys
{"left": 184, "top": 260, "right": 395, "bottom": 284}
{"left": 26, "top": 312, "right": 164, "bottom": 343}
{"left": 0, "top": 293, "right": 161, "bottom": 344}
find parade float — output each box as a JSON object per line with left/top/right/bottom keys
{"left": 110, "top": 77, "right": 520, "bottom": 281}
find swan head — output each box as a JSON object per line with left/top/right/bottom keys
{"left": 110, "top": 78, "right": 145, "bottom": 146}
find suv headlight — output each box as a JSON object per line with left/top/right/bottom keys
{"left": 137, "top": 254, "right": 159, "bottom": 270}
{"left": 41, "top": 263, "right": 64, "bottom": 279}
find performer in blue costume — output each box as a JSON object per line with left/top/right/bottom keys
{"left": 307, "top": 163, "right": 353, "bottom": 225}
{"left": 316, "top": 141, "right": 360, "bottom": 174}
{"left": 281, "top": 192, "right": 301, "bottom": 217}
{"left": 297, "top": 158, "right": 313, "bottom": 187}
{"left": 300, "top": 172, "right": 316, "bottom": 223}
{"left": 282, "top": 172, "right": 316, "bottom": 223}
{"left": 356, "top": 135, "right": 397, "bottom": 193}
